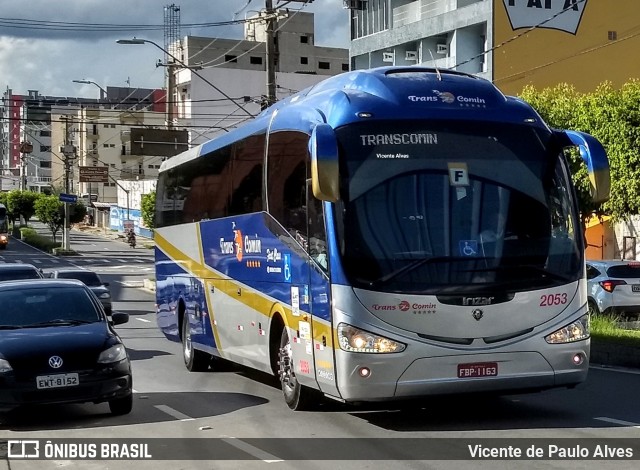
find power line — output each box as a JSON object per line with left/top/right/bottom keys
{"left": 453, "top": 0, "right": 588, "bottom": 70}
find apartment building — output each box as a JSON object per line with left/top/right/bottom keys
{"left": 347, "top": 0, "right": 640, "bottom": 95}
{"left": 171, "top": 10, "right": 349, "bottom": 144}
{"left": 1, "top": 87, "right": 168, "bottom": 200}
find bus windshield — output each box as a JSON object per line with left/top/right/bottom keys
{"left": 334, "top": 120, "right": 581, "bottom": 294}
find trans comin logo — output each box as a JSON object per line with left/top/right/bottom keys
{"left": 503, "top": 0, "right": 588, "bottom": 35}
{"left": 219, "top": 222, "right": 262, "bottom": 262}
{"left": 371, "top": 301, "right": 437, "bottom": 313}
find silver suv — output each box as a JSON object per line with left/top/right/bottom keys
{"left": 586, "top": 260, "right": 640, "bottom": 319}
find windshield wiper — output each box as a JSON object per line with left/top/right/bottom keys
{"left": 466, "top": 264, "right": 573, "bottom": 283}
{"left": 24, "top": 319, "right": 95, "bottom": 328}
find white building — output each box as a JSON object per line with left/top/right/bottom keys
{"left": 172, "top": 10, "right": 349, "bottom": 144}
{"left": 348, "top": 0, "right": 490, "bottom": 78}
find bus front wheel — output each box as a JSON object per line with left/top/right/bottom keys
{"left": 278, "top": 328, "right": 316, "bottom": 411}
{"left": 182, "top": 316, "right": 211, "bottom": 372}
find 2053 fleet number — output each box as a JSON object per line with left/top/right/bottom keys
{"left": 540, "top": 293, "right": 568, "bottom": 306}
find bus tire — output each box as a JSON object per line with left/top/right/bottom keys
{"left": 278, "top": 328, "right": 316, "bottom": 411}
{"left": 182, "top": 316, "right": 211, "bottom": 372}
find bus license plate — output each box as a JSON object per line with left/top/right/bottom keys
{"left": 458, "top": 362, "right": 498, "bottom": 378}
{"left": 632, "top": 285, "right": 640, "bottom": 292}
{"left": 36, "top": 373, "right": 79, "bottom": 389}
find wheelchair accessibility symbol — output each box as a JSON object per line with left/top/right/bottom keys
{"left": 283, "top": 254, "right": 292, "bottom": 283}
{"left": 459, "top": 240, "right": 478, "bottom": 257}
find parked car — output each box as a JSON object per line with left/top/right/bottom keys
{"left": 0, "top": 263, "right": 44, "bottom": 282}
{"left": 586, "top": 260, "right": 640, "bottom": 319}
{"left": 0, "top": 279, "right": 132, "bottom": 414}
{"left": 47, "top": 268, "right": 112, "bottom": 314}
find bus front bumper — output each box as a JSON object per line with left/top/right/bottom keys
{"left": 332, "top": 342, "right": 589, "bottom": 402}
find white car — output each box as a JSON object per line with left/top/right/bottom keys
{"left": 586, "top": 260, "right": 640, "bottom": 319}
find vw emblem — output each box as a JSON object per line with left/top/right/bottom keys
{"left": 48, "top": 356, "right": 63, "bottom": 369}
{"left": 472, "top": 309, "right": 484, "bottom": 321}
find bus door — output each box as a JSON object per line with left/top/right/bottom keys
{"left": 306, "top": 185, "right": 339, "bottom": 396}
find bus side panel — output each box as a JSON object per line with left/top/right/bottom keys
{"left": 198, "top": 214, "right": 323, "bottom": 387}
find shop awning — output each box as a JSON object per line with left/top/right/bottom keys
{"left": 92, "top": 202, "right": 113, "bottom": 209}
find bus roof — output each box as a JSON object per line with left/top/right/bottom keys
{"left": 161, "top": 66, "right": 545, "bottom": 173}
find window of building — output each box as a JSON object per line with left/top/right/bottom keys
{"left": 40, "top": 145, "right": 51, "bottom": 152}
{"left": 110, "top": 163, "right": 116, "bottom": 168}
{"left": 608, "top": 31, "right": 618, "bottom": 40}
{"left": 40, "top": 161, "right": 51, "bottom": 168}
{"left": 300, "top": 35, "right": 309, "bottom": 44}
{"left": 300, "top": 57, "right": 309, "bottom": 65}
{"left": 103, "top": 144, "right": 110, "bottom": 148}
{"left": 250, "top": 56, "right": 263, "bottom": 65}
{"left": 40, "top": 130, "right": 51, "bottom": 137}
{"left": 342, "top": 63, "right": 349, "bottom": 71}
{"left": 318, "top": 61, "right": 330, "bottom": 70}
{"left": 225, "top": 54, "right": 238, "bottom": 63}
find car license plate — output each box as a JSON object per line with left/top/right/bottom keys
{"left": 36, "top": 373, "right": 79, "bottom": 389}
{"left": 632, "top": 285, "right": 640, "bottom": 293}
{"left": 457, "top": 362, "right": 498, "bottom": 378}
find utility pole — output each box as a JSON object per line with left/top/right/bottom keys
{"left": 167, "top": 63, "right": 177, "bottom": 129}
{"left": 61, "top": 117, "right": 76, "bottom": 251}
{"left": 264, "top": 1, "right": 313, "bottom": 108}
{"left": 265, "top": 0, "right": 277, "bottom": 108}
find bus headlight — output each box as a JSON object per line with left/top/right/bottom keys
{"left": 337, "top": 323, "right": 406, "bottom": 353}
{"left": 545, "top": 314, "right": 590, "bottom": 344}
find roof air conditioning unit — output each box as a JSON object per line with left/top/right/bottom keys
{"left": 405, "top": 51, "right": 418, "bottom": 61}
{"left": 436, "top": 44, "right": 448, "bottom": 55}
{"left": 382, "top": 52, "right": 395, "bottom": 63}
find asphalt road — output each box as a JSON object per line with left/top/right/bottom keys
{"left": 1, "top": 228, "right": 640, "bottom": 469}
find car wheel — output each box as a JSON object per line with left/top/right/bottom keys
{"left": 278, "top": 328, "right": 318, "bottom": 411}
{"left": 109, "top": 393, "right": 133, "bottom": 415}
{"left": 587, "top": 300, "right": 600, "bottom": 316}
{"left": 182, "top": 315, "right": 211, "bottom": 372}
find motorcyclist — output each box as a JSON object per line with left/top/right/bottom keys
{"left": 127, "top": 229, "right": 136, "bottom": 248}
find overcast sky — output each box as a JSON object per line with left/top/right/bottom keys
{"left": 0, "top": 0, "right": 350, "bottom": 99}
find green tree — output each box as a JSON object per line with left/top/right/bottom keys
{"left": 0, "top": 192, "right": 14, "bottom": 228}
{"left": 6, "top": 190, "right": 42, "bottom": 225}
{"left": 69, "top": 201, "right": 87, "bottom": 224}
{"left": 141, "top": 191, "right": 156, "bottom": 230}
{"left": 520, "top": 79, "right": 640, "bottom": 223}
{"left": 34, "top": 195, "right": 64, "bottom": 242}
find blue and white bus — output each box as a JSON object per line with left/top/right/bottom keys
{"left": 154, "top": 67, "right": 609, "bottom": 410}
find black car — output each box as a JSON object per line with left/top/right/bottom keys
{"left": 0, "top": 279, "right": 132, "bottom": 415}
{"left": 0, "top": 263, "right": 44, "bottom": 282}
{"left": 47, "top": 268, "right": 112, "bottom": 314}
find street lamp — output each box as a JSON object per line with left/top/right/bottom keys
{"left": 72, "top": 79, "right": 107, "bottom": 100}
{"left": 116, "top": 38, "right": 254, "bottom": 118}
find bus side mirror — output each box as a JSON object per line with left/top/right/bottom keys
{"left": 310, "top": 124, "right": 340, "bottom": 202}
{"left": 561, "top": 130, "right": 610, "bottom": 204}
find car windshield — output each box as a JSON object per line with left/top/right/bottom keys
{"left": 334, "top": 120, "right": 582, "bottom": 294}
{"left": 0, "top": 287, "right": 101, "bottom": 327}
{"left": 0, "top": 269, "right": 40, "bottom": 281}
{"left": 57, "top": 271, "right": 102, "bottom": 287}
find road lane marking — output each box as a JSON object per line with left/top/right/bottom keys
{"left": 221, "top": 437, "right": 283, "bottom": 463}
{"left": 136, "top": 318, "right": 151, "bottom": 323}
{"left": 154, "top": 405, "right": 194, "bottom": 421}
{"left": 590, "top": 365, "right": 640, "bottom": 375}
{"left": 594, "top": 417, "right": 640, "bottom": 428}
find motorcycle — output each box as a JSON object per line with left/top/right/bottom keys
{"left": 127, "top": 232, "right": 136, "bottom": 248}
